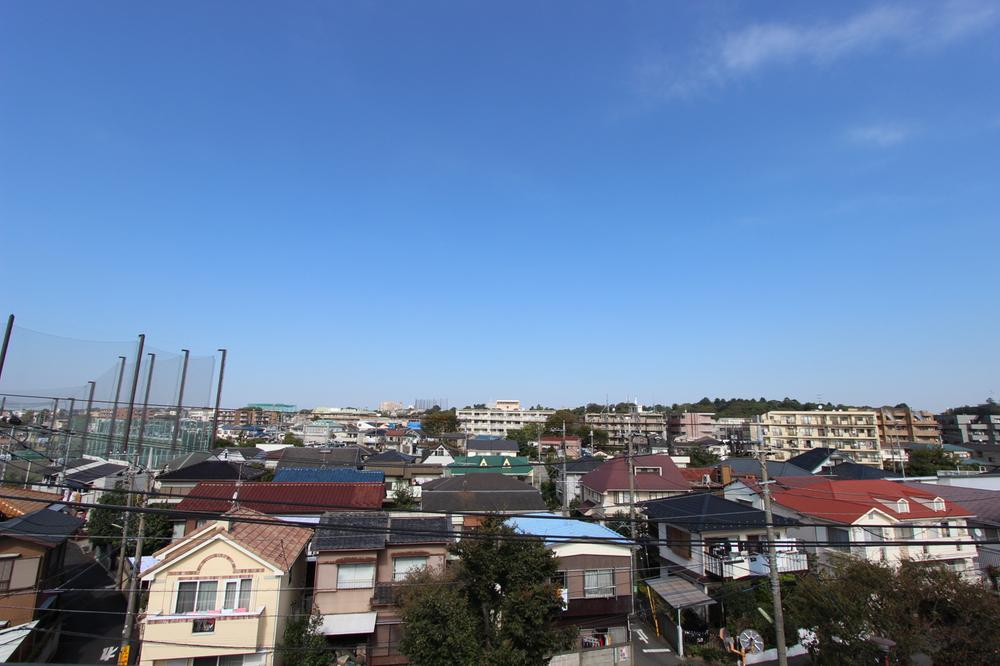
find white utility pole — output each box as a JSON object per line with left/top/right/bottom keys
{"left": 757, "top": 445, "right": 788, "bottom": 666}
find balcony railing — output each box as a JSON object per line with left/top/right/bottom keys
{"left": 704, "top": 549, "right": 808, "bottom": 579}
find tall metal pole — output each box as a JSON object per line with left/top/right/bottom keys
{"left": 118, "top": 334, "right": 146, "bottom": 459}
{"left": 169, "top": 349, "right": 190, "bottom": 455}
{"left": 0, "top": 397, "right": 5, "bottom": 419}
{"left": 106, "top": 356, "right": 127, "bottom": 457}
{"left": 60, "top": 397, "right": 76, "bottom": 485}
{"left": 121, "top": 481, "right": 147, "bottom": 665}
{"left": 0, "top": 314, "right": 13, "bottom": 386}
{"left": 209, "top": 349, "right": 227, "bottom": 449}
{"left": 136, "top": 353, "right": 155, "bottom": 462}
{"left": 46, "top": 398, "right": 59, "bottom": 461}
{"left": 758, "top": 445, "right": 788, "bottom": 666}
{"left": 81, "top": 381, "right": 96, "bottom": 458}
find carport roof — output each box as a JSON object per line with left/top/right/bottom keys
{"left": 645, "top": 576, "right": 715, "bottom": 609}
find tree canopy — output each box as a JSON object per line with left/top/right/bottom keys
{"left": 905, "top": 447, "right": 961, "bottom": 476}
{"left": 786, "top": 556, "right": 1000, "bottom": 664}
{"left": 399, "top": 516, "right": 573, "bottom": 665}
{"left": 944, "top": 398, "right": 1000, "bottom": 417}
{"left": 421, "top": 408, "right": 459, "bottom": 436}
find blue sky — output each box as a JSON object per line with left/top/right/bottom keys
{"left": 2, "top": 1, "right": 998, "bottom": 411}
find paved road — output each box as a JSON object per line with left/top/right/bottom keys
{"left": 631, "top": 619, "right": 685, "bottom": 665}
{"left": 51, "top": 543, "right": 127, "bottom": 665}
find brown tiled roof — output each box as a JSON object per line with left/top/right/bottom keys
{"left": 0, "top": 485, "right": 61, "bottom": 518}
{"left": 174, "top": 482, "right": 385, "bottom": 514}
{"left": 149, "top": 508, "right": 311, "bottom": 574}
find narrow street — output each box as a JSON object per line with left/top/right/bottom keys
{"left": 631, "top": 619, "right": 684, "bottom": 666}
{"left": 51, "top": 543, "right": 126, "bottom": 665}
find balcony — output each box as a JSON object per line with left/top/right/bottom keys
{"left": 141, "top": 608, "right": 262, "bottom": 663}
{"left": 704, "top": 549, "right": 807, "bottom": 579}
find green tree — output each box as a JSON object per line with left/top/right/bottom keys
{"left": 507, "top": 424, "right": 543, "bottom": 457}
{"left": 399, "top": 516, "right": 573, "bottom": 665}
{"left": 392, "top": 485, "right": 417, "bottom": 509}
{"left": 422, "top": 409, "right": 459, "bottom": 436}
{"left": 279, "top": 613, "right": 331, "bottom": 666}
{"left": 786, "top": 556, "right": 1000, "bottom": 665}
{"left": 282, "top": 432, "right": 304, "bottom": 446}
{"left": 543, "top": 410, "right": 579, "bottom": 434}
{"left": 398, "top": 569, "right": 483, "bottom": 665}
{"left": 906, "top": 447, "right": 960, "bottom": 476}
{"left": 688, "top": 448, "right": 721, "bottom": 467}
{"left": 87, "top": 489, "right": 173, "bottom": 557}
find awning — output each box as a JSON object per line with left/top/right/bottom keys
{"left": 320, "top": 611, "right": 377, "bottom": 636}
{"left": 645, "top": 576, "right": 716, "bottom": 609}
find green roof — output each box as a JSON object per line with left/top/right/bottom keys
{"left": 447, "top": 456, "right": 532, "bottom": 475}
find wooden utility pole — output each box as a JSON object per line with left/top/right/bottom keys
{"left": 757, "top": 445, "right": 788, "bottom": 666}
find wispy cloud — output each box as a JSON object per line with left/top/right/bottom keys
{"left": 845, "top": 123, "right": 916, "bottom": 147}
{"left": 642, "top": 1, "right": 999, "bottom": 99}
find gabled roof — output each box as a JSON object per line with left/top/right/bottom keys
{"left": 65, "top": 462, "right": 128, "bottom": 486}
{"left": 272, "top": 467, "right": 385, "bottom": 484}
{"left": 276, "top": 446, "right": 368, "bottom": 470}
{"left": 148, "top": 508, "right": 311, "bottom": 574}
{"left": 905, "top": 483, "right": 1000, "bottom": 526}
{"left": 0, "top": 486, "right": 61, "bottom": 518}
{"left": 159, "top": 451, "right": 216, "bottom": 472}
{"left": 826, "top": 461, "right": 890, "bottom": 480}
{"left": 365, "top": 450, "right": 419, "bottom": 465}
{"left": 561, "top": 456, "right": 605, "bottom": 475}
{"left": 642, "top": 493, "right": 798, "bottom": 532}
{"left": 447, "top": 456, "right": 532, "bottom": 475}
{"left": 579, "top": 454, "right": 689, "bottom": 493}
{"left": 157, "top": 460, "right": 265, "bottom": 482}
{"left": 770, "top": 478, "right": 972, "bottom": 524}
{"left": 420, "top": 473, "right": 546, "bottom": 513}
{"left": 174, "top": 482, "right": 385, "bottom": 514}
{"left": 0, "top": 508, "right": 84, "bottom": 547}
{"left": 786, "top": 448, "right": 839, "bottom": 473}
{"left": 313, "top": 511, "right": 450, "bottom": 551}
{"left": 717, "top": 458, "right": 812, "bottom": 478}
{"left": 508, "top": 513, "right": 633, "bottom": 546}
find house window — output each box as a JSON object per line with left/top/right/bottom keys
{"left": 393, "top": 557, "right": 428, "bottom": 581}
{"left": 176, "top": 580, "right": 218, "bottom": 613}
{"left": 337, "top": 563, "right": 375, "bottom": 589}
{"left": 584, "top": 569, "right": 615, "bottom": 598}
{"left": 222, "top": 578, "right": 252, "bottom": 610}
{"left": 0, "top": 559, "right": 13, "bottom": 592}
{"left": 192, "top": 618, "right": 216, "bottom": 633}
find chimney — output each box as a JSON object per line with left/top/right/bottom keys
{"left": 719, "top": 465, "right": 732, "bottom": 486}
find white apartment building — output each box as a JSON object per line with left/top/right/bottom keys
{"left": 753, "top": 410, "right": 883, "bottom": 467}
{"left": 457, "top": 401, "right": 555, "bottom": 437}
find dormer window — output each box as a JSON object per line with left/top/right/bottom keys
{"left": 896, "top": 499, "right": 909, "bottom": 514}
{"left": 635, "top": 466, "right": 661, "bottom": 475}
{"left": 933, "top": 497, "right": 945, "bottom": 512}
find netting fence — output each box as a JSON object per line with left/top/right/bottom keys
{"left": 0, "top": 321, "right": 224, "bottom": 469}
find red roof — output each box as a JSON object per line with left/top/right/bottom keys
{"left": 175, "top": 482, "right": 385, "bottom": 514}
{"left": 679, "top": 467, "right": 720, "bottom": 487}
{"left": 149, "top": 508, "right": 312, "bottom": 573}
{"left": 579, "top": 454, "right": 689, "bottom": 493}
{"left": 384, "top": 429, "right": 410, "bottom": 437}
{"left": 770, "top": 478, "right": 973, "bottom": 524}
{"left": 540, "top": 435, "right": 582, "bottom": 442}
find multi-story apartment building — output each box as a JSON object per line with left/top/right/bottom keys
{"left": 937, "top": 414, "right": 1000, "bottom": 446}
{"left": 667, "top": 412, "right": 715, "bottom": 441}
{"left": 713, "top": 417, "right": 751, "bottom": 443}
{"left": 876, "top": 406, "right": 941, "bottom": 445}
{"left": 217, "top": 407, "right": 290, "bottom": 427}
{"left": 584, "top": 411, "right": 666, "bottom": 448}
{"left": 457, "top": 403, "right": 554, "bottom": 437}
{"left": 754, "top": 410, "right": 882, "bottom": 467}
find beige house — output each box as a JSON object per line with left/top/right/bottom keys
{"left": 138, "top": 508, "right": 312, "bottom": 666}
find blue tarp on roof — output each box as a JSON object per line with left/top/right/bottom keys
{"left": 507, "top": 513, "right": 634, "bottom": 546}
{"left": 272, "top": 467, "right": 385, "bottom": 484}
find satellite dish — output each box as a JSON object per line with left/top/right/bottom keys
{"left": 738, "top": 629, "right": 765, "bottom": 654}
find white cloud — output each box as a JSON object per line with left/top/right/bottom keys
{"left": 644, "top": 1, "right": 999, "bottom": 98}
{"left": 845, "top": 123, "right": 915, "bottom": 147}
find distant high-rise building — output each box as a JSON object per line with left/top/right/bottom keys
{"left": 415, "top": 398, "right": 448, "bottom": 411}
{"left": 584, "top": 411, "right": 666, "bottom": 448}
{"left": 667, "top": 412, "right": 715, "bottom": 441}
{"left": 379, "top": 401, "right": 404, "bottom": 413}
{"left": 876, "top": 406, "right": 941, "bottom": 445}
{"left": 458, "top": 403, "right": 554, "bottom": 437}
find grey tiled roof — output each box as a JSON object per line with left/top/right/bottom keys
{"left": 313, "top": 512, "right": 389, "bottom": 551}
{"left": 387, "top": 517, "right": 451, "bottom": 544}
